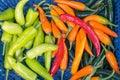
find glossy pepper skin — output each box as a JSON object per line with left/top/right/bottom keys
{"left": 50, "top": 36, "right": 64, "bottom": 76}
{"left": 7, "top": 56, "right": 37, "bottom": 80}
{"left": 25, "top": 58, "right": 53, "bottom": 80}
{"left": 25, "top": 8, "right": 39, "bottom": 27}
{"left": 2, "top": 21, "right": 23, "bottom": 35}
{"left": 1, "top": 31, "right": 12, "bottom": 43}
{"left": 8, "top": 26, "right": 37, "bottom": 56}
{"left": 0, "top": 8, "right": 15, "bottom": 21}
{"left": 44, "top": 35, "right": 53, "bottom": 72}
{"left": 26, "top": 43, "right": 58, "bottom": 59}
{"left": 60, "top": 14, "right": 101, "bottom": 56}
{"left": 15, "top": 0, "right": 28, "bottom": 25}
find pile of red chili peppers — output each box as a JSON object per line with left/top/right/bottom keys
{"left": 0, "top": 0, "right": 120, "bottom": 80}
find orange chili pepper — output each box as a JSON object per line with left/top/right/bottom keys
{"left": 84, "top": 15, "right": 116, "bottom": 26}
{"left": 70, "top": 65, "right": 93, "bottom": 80}
{"left": 54, "top": 0, "right": 93, "bottom": 11}
{"left": 67, "top": 25, "right": 79, "bottom": 50}
{"left": 33, "top": 4, "right": 52, "bottom": 34}
{"left": 50, "top": 9, "right": 68, "bottom": 33}
{"left": 89, "top": 20, "right": 118, "bottom": 37}
{"left": 71, "top": 29, "right": 86, "bottom": 74}
{"left": 106, "top": 51, "right": 120, "bottom": 74}
{"left": 51, "top": 20, "right": 61, "bottom": 38}
{"left": 60, "top": 40, "right": 68, "bottom": 80}
{"left": 94, "top": 29, "right": 112, "bottom": 45}
{"left": 91, "top": 77, "right": 99, "bottom": 80}
{"left": 57, "top": 3, "right": 75, "bottom": 16}
{"left": 85, "top": 39, "right": 94, "bottom": 56}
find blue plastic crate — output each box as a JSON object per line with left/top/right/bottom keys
{"left": 0, "top": 0, "right": 120, "bottom": 80}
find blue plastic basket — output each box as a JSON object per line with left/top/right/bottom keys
{"left": 0, "top": 0, "right": 120, "bottom": 80}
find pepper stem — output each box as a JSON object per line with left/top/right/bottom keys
{"left": 5, "top": 69, "right": 9, "bottom": 80}
{"left": 2, "top": 42, "right": 7, "bottom": 56}
{"left": 101, "top": 70, "right": 115, "bottom": 80}
{"left": 34, "top": 0, "right": 45, "bottom": 11}
{"left": 69, "top": 50, "right": 74, "bottom": 60}
{"left": 64, "top": 26, "right": 73, "bottom": 39}
{"left": 101, "top": 43, "right": 108, "bottom": 52}
{"left": 85, "top": 6, "right": 96, "bottom": 11}
{"left": 61, "top": 70, "right": 64, "bottom": 80}
{"left": 108, "top": 22, "right": 118, "bottom": 27}
{"left": 69, "top": 41, "right": 73, "bottom": 50}
{"left": 109, "top": 43, "right": 115, "bottom": 50}
{"left": 17, "top": 56, "right": 26, "bottom": 62}
{"left": 34, "top": 21, "right": 42, "bottom": 29}
{"left": 93, "top": 62, "right": 103, "bottom": 69}
{"left": 43, "top": 3, "right": 51, "bottom": 10}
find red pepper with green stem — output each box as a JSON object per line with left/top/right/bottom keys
{"left": 60, "top": 14, "right": 101, "bottom": 56}
{"left": 50, "top": 36, "right": 64, "bottom": 76}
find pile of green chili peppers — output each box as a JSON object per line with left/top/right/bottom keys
{"left": 0, "top": 0, "right": 58, "bottom": 80}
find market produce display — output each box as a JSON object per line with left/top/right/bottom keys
{"left": 0, "top": 0, "right": 120, "bottom": 80}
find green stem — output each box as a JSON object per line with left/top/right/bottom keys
{"left": 68, "top": 50, "right": 74, "bottom": 60}
{"left": 85, "top": 6, "right": 96, "bottom": 11}
{"left": 17, "top": 56, "right": 26, "bottom": 62}
{"left": 109, "top": 43, "right": 115, "bottom": 50}
{"left": 97, "top": 55, "right": 105, "bottom": 66}
{"left": 101, "top": 43, "right": 108, "bottom": 52}
{"left": 34, "top": 0, "right": 45, "bottom": 11}
{"left": 64, "top": 26, "right": 73, "bottom": 39}
{"left": 34, "top": 21, "right": 42, "bottom": 29}
{"left": 108, "top": 22, "right": 118, "bottom": 27}
{"left": 69, "top": 41, "right": 73, "bottom": 50}
{"left": 5, "top": 69, "right": 9, "bottom": 80}
{"left": 43, "top": 3, "right": 51, "bottom": 10}
{"left": 101, "top": 70, "right": 115, "bottom": 80}
{"left": 61, "top": 70, "right": 64, "bottom": 80}
{"left": 94, "top": 63, "right": 103, "bottom": 69}
{"left": 2, "top": 42, "right": 7, "bottom": 56}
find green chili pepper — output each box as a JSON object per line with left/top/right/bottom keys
{"left": 33, "top": 26, "right": 44, "bottom": 47}
{"left": 1, "top": 31, "right": 12, "bottom": 56}
{"left": 15, "top": 48, "right": 24, "bottom": 62}
{"left": 15, "top": 0, "right": 28, "bottom": 25}
{"left": 0, "top": 8, "right": 15, "bottom": 21}
{"left": 25, "top": 39, "right": 34, "bottom": 49}
{"left": 26, "top": 43, "right": 58, "bottom": 59}
{"left": 8, "top": 26, "right": 37, "bottom": 56}
{"left": 25, "top": 1, "right": 45, "bottom": 27}
{"left": 25, "top": 58, "right": 53, "bottom": 80}
{"left": 44, "top": 35, "right": 53, "bottom": 72}
{"left": 1, "top": 21, "right": 23, "bottom": 35}
{"left": 10, "top": 35, "right": 18, "bottom": 46}
{"left": 7, "top": 56, "right": 37, "bottom": 80}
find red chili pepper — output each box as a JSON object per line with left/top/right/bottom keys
{"left": 50, "top": 36, "right": 64, "bottom": 76}
{"left": 60, "top": 14, "right": 101, "bottom": 56}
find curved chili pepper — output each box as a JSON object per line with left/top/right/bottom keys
{"left": 15, "top": 0, "right": 28, "bottom": 25}
{"left": 50, "top": 36, "right": 64, "bottom": 76}
{"left": 24, "top": 39, "right": 34, "bottom": 49}
{"left": 60, "top": 14, "right": 101, "bottom": 56}
{"left": 2, "top": 21, "right": 23, "bottom": 35}
{"left": 0, "top": 8, "right": 15, "bottom": 21}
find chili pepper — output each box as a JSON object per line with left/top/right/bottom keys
{"left": 107, "top": 0, "right": 114, "bottom": 29}
{"left": 7, "top": 56, "right": 37, "bottom": 80}
{"left": 50, "top": 9, "right": 68, "bottom": 33}
{"left": 70, "top": 65, "right": 93, "bottom": 80}
{"left": 15, "top": 0, "right": 28, "bottom": 25}
{"left": 94, "top": 29, "right": 114, "bottom": 49}
{"left": 24, "top": 39, "right": 34, "bottom": 49}
{"left": 60, "top": 40, "right": 68, "bottom": 80}
{"left": 52, "top": 38, "right": 60, "bottom": 58}
{"left": 60, "top": 14, "right": 101, "bottom": 56}
{"left": 50, "top": 36, "right": 64, "bottom": 76}
{"left": 8, "top": 26, "right": 37, "bottom": 56}
{"left": 1, "top": 31, "right": 12, "bottom": 55}
{"left": 91, "top": 70, "right": 115, "bottom": 80}
{"left": 75, "top": 3, "right": 105, "bottom": 18}
{"left": 57, "top": 3, "right": 75, "bottom": 16}
{"left": 85, "top": 39, "right": 94, "bottom": 56}
{"left": 67, "top": 24, "right": 79, "bottom": 50}
{"left": 25, "top": 1, "right": 45, "bottom": 27}
{"left": 71, "top": 29, "right": 86, "bottom": 74}
{"left": 51, "top": 20, "right": 61, "bottom": 38}
{"left": 0, "top": 8, "right": 15, "bottom": 21}
{"left": 101, "top": 44, "right": 120, "bottom": 74}
{"left": 33, "top": 26, "right": 44, "bottom": 47}
{"left": 33, "top": 4, "right": 52, "bottom": 34}
{"left": 25, "top": 58, "right": 53, "bottom": 80}
{"left": 26, "top": 43, "right": 58, "bottom": 59}
{"left": 15, "top": 48, "right": 24, "bottom": 62}
{"left": 84, "top": 14, "right": 117, "bottom": 27}
{"left": 10, "top": 35, "right": 18, "bottom": 46}
{"left": 44, "top": 35, "right": 53, "bottom": 72}
{"left": 54, "top": 0, "right": 95, "bottom": 11}
{"left": 1, "top": 21, "right": 23, "bottom": 35}
{"left": 89, "top": 21, "right": 118, "bottom": 37}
